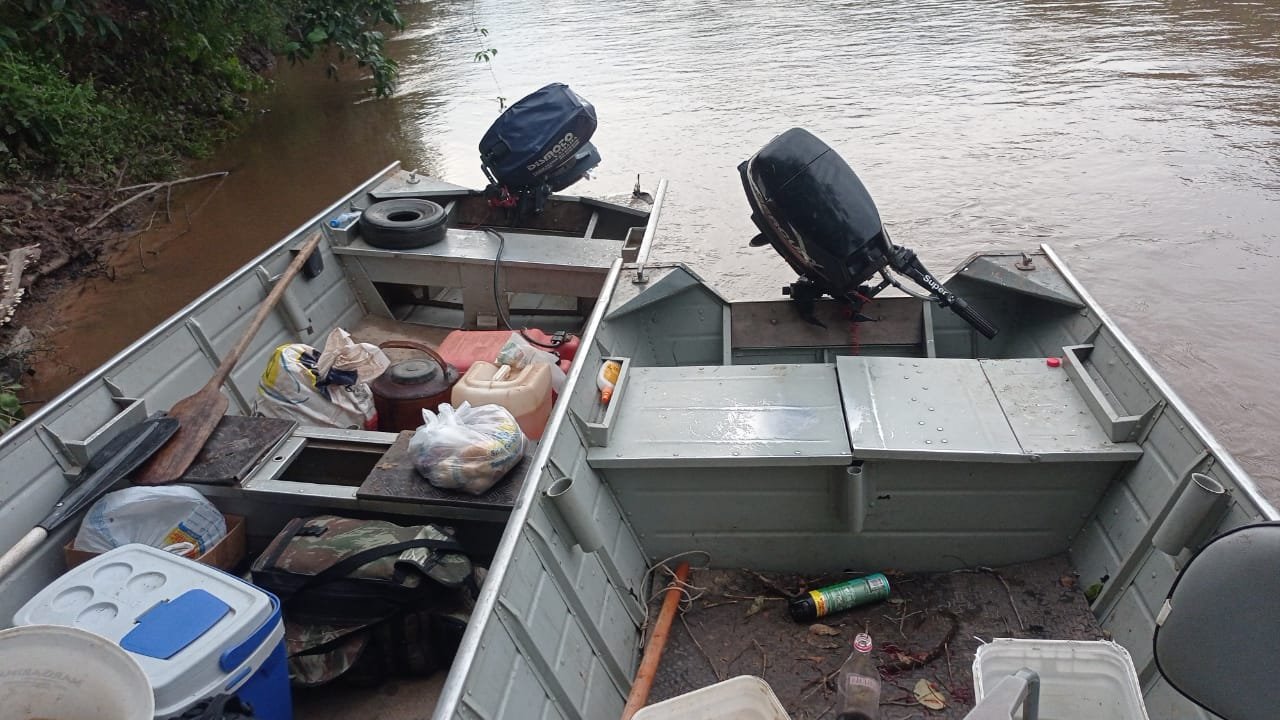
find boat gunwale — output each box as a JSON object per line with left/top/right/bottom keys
{"left": 631, "top": 178, "right": 669, "bottom": 274}
{"left": 1038, "top": 244, "right": 1278, "bottom": 520}
{"left": 433, "top": 258, "right": 627, "bottom": 719}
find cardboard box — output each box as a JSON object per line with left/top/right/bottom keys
{"left": 64, "top": 514, "right": 246, "bottom": 572}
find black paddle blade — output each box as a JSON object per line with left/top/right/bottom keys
{"left": 77, "top": 414, "right": 177, "bottom": 478}
{"left": 40, "top": 416, "right": 180, "bottom": 531}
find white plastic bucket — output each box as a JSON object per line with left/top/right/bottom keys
{"left": 0, "top": 624, "right": 154, "bottom": 720}
{"left": 633, "top": 675, "right": 791, "bottom": 719}
{"left": 973, "top": 639, "right": 1149, "bottom": 720}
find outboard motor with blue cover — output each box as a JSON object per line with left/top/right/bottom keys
{"left": 480, "top": 83, "right": 601, "bottom": 217}
{"left": 739, "top": 128, "right": 997, "bottom": 338}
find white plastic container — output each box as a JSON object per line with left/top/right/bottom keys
{"left": 452, "top": 361, "right": 553, "bottom": 439}
{"left": 633, "top": 675, "right": 791, "bottom": 720}
{"left": 973, "top": 639, "right": 1150, "bottom": 720}
{"left": 14, "top": 543, "right": 290, "bottom": 720}
{"left": 0, "top": 624, "right": 154, "bottom": 720}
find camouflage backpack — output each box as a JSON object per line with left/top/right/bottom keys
{"left": 284, "top": 584, "right": 477, "bottom": 687}
{"left": 251, "top": 515, "right": 478, "bottom": 686}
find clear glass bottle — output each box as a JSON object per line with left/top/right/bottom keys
{"left": 836, "top": 632, "right": 880, "bottom": 720}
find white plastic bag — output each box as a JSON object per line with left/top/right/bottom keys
{"left": 495, "top": 332, "right": 567, "bottom": 394}
{"left": 314, "top": 327, "right": 389, "bottom": 382}
{"left": 254, "top": 328, "right": 389, "bottom": 429}
{"left": 74, "top": 486, "right": 226, "bottom": 556}
{"left": 409, "top": 402, "right": 527, "bottom": 495}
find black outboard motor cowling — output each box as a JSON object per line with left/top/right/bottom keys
{"left": 740, "top": 128, "right": 893, "bottom": 298}
{"left": 479, "top": 83, "right": 601, "bottom": 216}
{"left": 740, "top": 128, "right": 997, "bottom": 338}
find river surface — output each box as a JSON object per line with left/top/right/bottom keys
{"left": 28, "top": 0, "right": 1280, "bottom": 498}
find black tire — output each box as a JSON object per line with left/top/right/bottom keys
{"left": 360, "top": 199, "right": 448, "bottom": 249}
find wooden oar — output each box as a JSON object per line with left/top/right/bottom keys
{"left": 134, "top": 230, "right": 323, "bottom": 485}
{"left": 0, "top": 415, "right": 179, "bottom": 579}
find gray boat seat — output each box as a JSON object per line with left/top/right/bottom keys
{"left": 837, "top": 356, "right": 1144, "bottom": 464}
{"left": 331, "top": 228, "right": 621, "bottom": 324}
{"left": 585, "top": 364, "right": 852, "bottom": 470}
{"left": 586, "top": 357, "right": 1142, "bottom": 571}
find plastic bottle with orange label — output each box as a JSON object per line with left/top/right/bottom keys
{"left": 597, "top": 360, "right": 621, "bottom": 404}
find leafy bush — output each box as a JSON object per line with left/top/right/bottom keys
{"left": 0, "top": 0, "right": 403, "bottom": 181}
{"left": 0, "top": 53, "right": 98, "bottom": 158}
{"left": 282, "top": 0, "right": 405, "bottom": 98}
{"left": 0, "top": 51, "right": 185, "bottom": 179}
{"left": 0, "top": 380, "right": 22, "bottom": 433}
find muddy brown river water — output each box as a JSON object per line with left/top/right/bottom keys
{"left": 25, "top": 0, "right": 1280, "bottom": 499}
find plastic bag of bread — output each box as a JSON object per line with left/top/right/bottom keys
{"left": 409, "top": 402, "right": 527, "bottom": 495}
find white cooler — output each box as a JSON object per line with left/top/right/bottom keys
{"left": 973, "top": 639, "right": 1149, "bottom": 720}
{"left": 14, "top": 543, "right": 291, "bottom": 720}
{"left": 634, "top": 676, "right": 791, "bottom": 719}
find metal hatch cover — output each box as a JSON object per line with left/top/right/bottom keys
{"left": 980, "top": 358, "right": 1143, "bottom": 462}
{"left": 586, "top": 364, "right": 851, "bottom": 468}
{"left": 836, "top": 356, "right": 1023, "bottom": 461}
{"left": 836, "top": 356, "right": 1143, "bottom": 462}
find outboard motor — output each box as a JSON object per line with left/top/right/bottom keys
{"left": 479, "top": 83, "right": 602, "bottom": 217}
{"left": 739, "top": 128, "right": 997, "bottom": 338}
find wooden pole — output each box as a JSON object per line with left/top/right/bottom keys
{"left": 621, "top": 561, "right": 691, "bottom": 720}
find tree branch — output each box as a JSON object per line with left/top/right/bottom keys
{"left": 89, "top": 171, "right": 229, "bottom": 229}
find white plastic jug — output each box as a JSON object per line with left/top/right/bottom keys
{"left": 0, "top": 624, "right": 154, "bottom": 720}
{"left": 452, "top": 361, "right": 553, "bottom": 439}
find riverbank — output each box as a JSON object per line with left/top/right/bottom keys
{"left": 0, "top": 166, "right": 248, "bottom": 424}
{"left": 0, "top": 0, "right": 412, "bottom": 429}
{"left": 0, "top": 181, "right": 139, "bottom": 426}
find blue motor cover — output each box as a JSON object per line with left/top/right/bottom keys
{"left": 479, "top": 83, "right": 600, "bottom": 192}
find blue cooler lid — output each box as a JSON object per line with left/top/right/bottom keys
{"left": 122, "top": 589, "right": 231, "bottom": 659}
{"left": 14, "top": 544, "right": 277, "bottom": 718}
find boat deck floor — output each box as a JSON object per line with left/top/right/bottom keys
{"left": 293, "top": 671, "right": 445, "bottom": 720}
{"left": 650, "top": 554, "right": 1102, "bottom": 719}
{"left": 349, "top": 315, "right": 452, "bottom": 356}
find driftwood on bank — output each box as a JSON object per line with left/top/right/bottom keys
{"left": 88, "top": 171, "right": 229, "bottom": 230}
{"left": 0, "top": 245, "right": 40, "bottom": 326}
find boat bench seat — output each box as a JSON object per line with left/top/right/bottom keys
{"left": 587, "top": 358, "right": 1142, "bottom": 573}
{"left": 331, "top": 228, "right": 622, "bottom": 323}
{"left": 836, "top": 356, "right": 1144, "bottom": 463}
{"left": 586, "top": 364, "right": 853, "bottom": 469}
{"left": 216, "top": 426, "right": 525, "bottom": 523}
{"left": 585, "top": 357, "right": 1142, "bottom": 469}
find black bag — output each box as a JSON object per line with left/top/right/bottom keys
{"left": 251, "top": 515, "right": 473, "bottom": 625}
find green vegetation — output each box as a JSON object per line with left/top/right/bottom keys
{"left": 0, "top": 380, "right": 21, "bottom": 433}
{"left": 472, "top": 26, "right": 505, "bottom": 110}
{"left": 0, "top": 0, "right": 404, "bottom": 182}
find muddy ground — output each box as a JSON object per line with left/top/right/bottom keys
{"left": 0, "top": 181, "right": 146, "bottom": 397}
